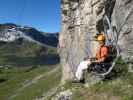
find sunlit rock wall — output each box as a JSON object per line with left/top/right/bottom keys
{"left": 59, "top": 0, "right": 133, "bottom": 82}
{"left": 112, "top": 0, "right": 133, "bottom": 62}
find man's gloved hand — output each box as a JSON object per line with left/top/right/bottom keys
{"left": 84, "top": 56, "right": 90, "bottom": 61}
{"left": 90, "top": 57, "right": 96, "bottom": 62}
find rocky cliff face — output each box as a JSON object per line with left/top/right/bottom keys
{"left": 112, "top": 0, "right": 133, "bottom": 61}
{"left": 59, "top": 0, "right": 133, "bottom": 82}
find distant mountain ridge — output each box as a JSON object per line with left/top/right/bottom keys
{"left": 0, "top": 23, "right": 59, "bottom": 47}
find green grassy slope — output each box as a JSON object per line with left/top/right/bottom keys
{"left": 0, "top": 65, "right": 61, "bottom": 100}
{"left": 50, "top": 58, "right": 133, "bottom": 100}
{"left": 0, "top": 40, "right": 61, "bottom": 100}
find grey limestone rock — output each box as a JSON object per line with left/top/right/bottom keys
{"left": 59, "top": 0, "right": 133, "bottom": 81}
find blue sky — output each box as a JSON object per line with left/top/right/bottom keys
{"left": 0, "top": 0, "right": 61, "bottom": 32}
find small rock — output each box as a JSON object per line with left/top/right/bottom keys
{"left": 52, "top": 90, "right": 72, "bottom": 100}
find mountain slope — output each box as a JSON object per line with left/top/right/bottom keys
{"left": 0, "top": 25, "right": 60, "bottom": 99}
{"left": 0, "top": 40, "right": 59, "bottom": 67}
{"left": 0, "top": 23, "right": 59, "bottom": 47}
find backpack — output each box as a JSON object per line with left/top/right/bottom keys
{"left": 105, "top": 45, "right": 117, "bottom": 63}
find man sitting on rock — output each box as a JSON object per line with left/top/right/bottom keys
{"left": 74, "top": 33, "right": 108, "bottom": 83}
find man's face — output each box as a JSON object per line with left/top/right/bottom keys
{"left": 98, "top": 40, "right": 104, "bottom": 46}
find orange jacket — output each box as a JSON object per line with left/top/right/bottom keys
{"left": 96, "top": 45, "right": 108, "bottom": 60}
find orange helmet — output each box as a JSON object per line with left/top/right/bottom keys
{"left": 97, "top": 34, "right": 105, "bottom": 41}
